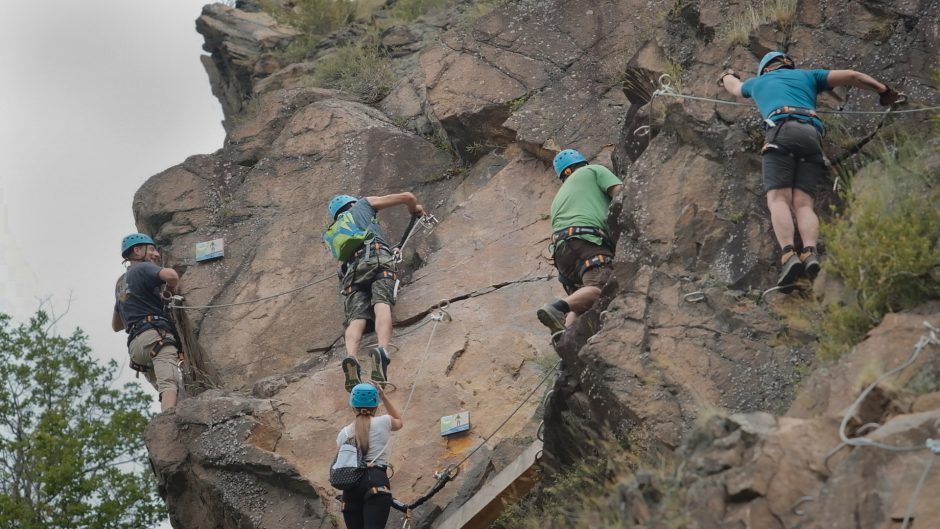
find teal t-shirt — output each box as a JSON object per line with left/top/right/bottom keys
{"left": 550, "top": 164, "right": 622, "bottom": 247}
{"left": 741, "top": 68, "right": 830, "bottom": 132}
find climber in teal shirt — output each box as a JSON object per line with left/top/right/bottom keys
{"left": 718, "top": 52, "right": 902, "bottom": 292}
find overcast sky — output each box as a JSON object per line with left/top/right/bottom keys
{"left": 0, "top": 0, "right": 225, "bottom": 397}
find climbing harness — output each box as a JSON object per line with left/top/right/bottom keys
{"left": 575, "top": 254, "right": 611, "bottom": 278}
{"left": 551, "top": 226, "right": 612, "bottom": 249}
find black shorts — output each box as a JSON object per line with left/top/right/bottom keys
{"left": 762, "top": 120, "right": 826, "bottom": 197}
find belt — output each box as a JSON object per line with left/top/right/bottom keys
{"left": 351, "top": 242, "right": 392, "bottom": 261}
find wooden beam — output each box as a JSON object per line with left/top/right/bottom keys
{"left": 435, "top": 440, "right": 543, "bottom": 529}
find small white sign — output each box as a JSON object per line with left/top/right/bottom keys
{"left": 440, "top": 411, "right": 470, "bottom": 436}
{"left": 195, "top": 239, "right": 224, "bottom": 262}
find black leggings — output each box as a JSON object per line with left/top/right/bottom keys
{"left": 342, "top": 467, "right": 393, "bottom": 529}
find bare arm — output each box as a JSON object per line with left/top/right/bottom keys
{"left": 374, "top": 382, "right": 403, "bottom": 431}
{"left": 366, "top": 192, "right": 425, "bottom": 216}
{"left": 826, "top": 70, "right": 886, "bottom": 93}
{"left": 721, "top": 75, "right": 744, "bottom": 97}
{"left": 607, "top": 184, "right": 622, "bottom": 200}
{"left": 111, "top": 310, "right": 124, "bottom": 332}
{"left": 159, "top": 267, "right": 179, "bottom": 293}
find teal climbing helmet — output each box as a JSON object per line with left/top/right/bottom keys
{"left": 757, "top": 52, "right": 794, "bottom": 75}
{"left": 121, "top": 233, "right": 155, "bottom": 258}
{"left": 329, "top": 195, "right": 358, "bottom": 220}
{"left": 350, "top": 383, "right": 379, "bottom": 408}
{"left": 552, "top": 149, "right": 587, "bottom": 178}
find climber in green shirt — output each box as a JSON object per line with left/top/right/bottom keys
{"left": 537, "top": 149, "right": 623, "bottom": 335}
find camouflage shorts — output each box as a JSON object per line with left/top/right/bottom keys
{"left": 342, "top": 251, "right": 398, "bottom": 327}
{"left": 128, "top": 328, "right": 179, "bottom": 395}
{"left": 344, "top": 277, "right": 397, "bottom": 326}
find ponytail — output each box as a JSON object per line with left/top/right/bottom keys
{"left": 354, "top": 409, "right": 373, "bottom": 455}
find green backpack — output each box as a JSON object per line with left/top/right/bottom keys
{"left": 323, "top": 211, "right": 373, "bottom": 261}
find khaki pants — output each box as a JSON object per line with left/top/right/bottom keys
{"left": 128, "top": 328, "right": 179, "bottom": 395}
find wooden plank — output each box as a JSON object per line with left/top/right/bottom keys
{"left": 435, "top": 440, "right": 543, "bottom": 529}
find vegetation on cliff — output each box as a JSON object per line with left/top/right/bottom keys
{"left": 819, "top": 132, "right": 940, "bottom": 359}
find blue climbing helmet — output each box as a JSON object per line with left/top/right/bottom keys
{"left": 350, "top": 383, "right": 379, "bottom": 408}
{"left": 757, "top": 51, "right": 794, "bottom": 76}
{"left": 121, "top": 233, "right": 156, "bottom": 258}
{"left": 552, "top": 149, "right": 588, "bottom": 179}
{"left": 329, "top": 195, "right": 358, "bottom": 220}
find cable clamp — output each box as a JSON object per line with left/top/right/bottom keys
{"left": 684, "top": 291, "right": 705, "bottom": 303}
{"left": 420, "top": 214, "right": 440, "bottom": 234}
{"left": 926, "top": 439, "right": 940, "bottom": 455}
{"left": 431, "top": 299, "right": 452, "bottom": 322}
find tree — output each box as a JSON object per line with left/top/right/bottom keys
{"left": 0, "top": 310, "right": 165, "bottom": 529}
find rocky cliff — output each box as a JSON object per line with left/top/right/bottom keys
{"left": 137, "top": 0, "right": 940, "bottom": 528}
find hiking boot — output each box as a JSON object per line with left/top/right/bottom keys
{"left": 800, "top": 248, "right": 820, "bottom": 280}
{"left": 537, "top": 303, "right": 567, "bottom": 334}
{"left": 342, "top": 357, "right": 362, "bottom": 393}
{"left": 369, "top": 347, "right": 391, "bottom": 387}
{"left": 776, "top": 251, "right": 804, "bottom": 293}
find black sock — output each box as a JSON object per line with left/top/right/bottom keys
{"left": 782, "top": 244, "right": 795, "bottom": 253}
{"left": 803, "top": 246, "right": 816, "bottom": 255}
{"left": 551, "top": 300, "right": 570, "bottom": 314}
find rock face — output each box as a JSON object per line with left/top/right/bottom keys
{"left": 139, "top": 0, "right": 940, "bottom": 527}
{"left": 590, "top": 312, "right": 940, "bottom": 529}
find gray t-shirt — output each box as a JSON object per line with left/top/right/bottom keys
{"left": 349, "top": 199, "right": 388, "bottom": 246}
{"left": 114, "top": 262, "right": 171, "bottom": 334}
{"left": 336, "top": 414, "right": 393, "bottom": 467}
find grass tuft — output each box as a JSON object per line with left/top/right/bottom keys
{"left": 720, "top": 0, "right": 796, "bottom": 45}
{"left": 309, "top": 45, "right": 395, "bottom": 103}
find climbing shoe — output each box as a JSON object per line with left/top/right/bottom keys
{"left": 342, "top": 357, "right": 362, "bottom": 393}
{"left": 369, "top": 347, "right": 391, "bottom": 387}
{"left": 800, "top": 247, "right": 820, "bottom": 280}
{"left": 537, "top": 304, "right": 567, "bottom": 334}
{"left": 776, "top": 250, "right": 804, "bottom": 293}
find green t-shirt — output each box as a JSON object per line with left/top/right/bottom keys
{"left": 550, "top": 164, "right": 623, "bottom": 247}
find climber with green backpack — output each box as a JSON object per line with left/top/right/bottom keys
{"left": 323, "top": 193, "right": 426, "bottom": 392}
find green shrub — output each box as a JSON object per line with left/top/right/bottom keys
{"left": 819, "top": 135, "right": 940, "bottom": 359}
{"left": 311, "top": 45, "right": 395, "bottom": 103}
{"left": 260, "top": 0, "right": 358, "bottom": 61}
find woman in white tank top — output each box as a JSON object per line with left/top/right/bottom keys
{"left": 337, "top": 382, "right": 403, "bottom": 529}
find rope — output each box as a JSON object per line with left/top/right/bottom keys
{"left": 401, "top": 301, "right": 451, "bottom": 417}
{"left": 452, "top": 358, "right": 562, "bottom": 469}
{"left": 168, "top": 274, "right": 334, "bottom": 310}
{"left": 370, "top": 301, "right": 452, "bottom": 472}
{"left": 392, "top": 355, "right": 561, "bottom": 512}
{"left": 649, "top": 74, "right": 940, "bottom": 115}
{"left": 838, "top": 322, "right": 940, "bottom": 451}
{"left": 393, "top": 214, "right": 439, "bottom": 264}
{"left": 829, "top": 321, "right": 940, "bottom": 529}
{"left": 901, "top": 455, "right": 935, "bottom": 529}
